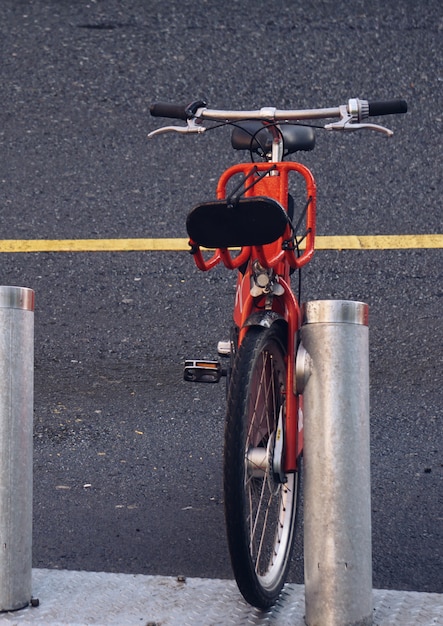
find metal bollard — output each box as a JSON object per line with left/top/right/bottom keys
{"left": 298, "top": 300, "right": 372, "bottom": 626}
{"left": 0, "top": 287, "right": 34, "bottom": 611}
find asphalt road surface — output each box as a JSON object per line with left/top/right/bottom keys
{"left": 1, "top": 0, "right": 442, "bottom": 594}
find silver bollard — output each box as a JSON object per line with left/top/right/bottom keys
{"left": 298, "top": 300, "right": 372, "bottom": 626}
{"left": 0, "top": 287, "right": 34, "bottom": 611}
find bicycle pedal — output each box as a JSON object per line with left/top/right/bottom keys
{"left": 184, "top": 359, "right": 226, "bottom": 383}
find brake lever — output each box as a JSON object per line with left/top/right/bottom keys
{"left": 148, "top": 117, "right": 206, "bottom": 138}
{"left": 325, "top": 104, "right": 393, "bottom": 137}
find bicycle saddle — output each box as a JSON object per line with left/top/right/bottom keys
{"left": 231, "top": 122, "right": 315, "bottom": 156}
{"left": 186, "top": 196, "right": 289, "bottom": 249}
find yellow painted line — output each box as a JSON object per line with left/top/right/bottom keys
{"left": 0, "top": 234, "right": 441, "bottom": 253}
{"left": 314, "top": 234, "right": 443, "bottom": 250}
{"left": 0, "top": 238, "right": 190, "bottom": 253}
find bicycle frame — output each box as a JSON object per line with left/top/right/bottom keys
{"left": 189, "top": 161, "right": 317, "bottom": 472}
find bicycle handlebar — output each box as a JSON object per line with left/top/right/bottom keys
{"left": 150, "top": 98, "right": 407, "bottom": 122}
{"left": 149, "top": 97, "right": 407, "bottom": 138}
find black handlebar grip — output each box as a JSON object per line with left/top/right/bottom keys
{"left": 150, "top": 102, "right": 189, "bottom": 120}
{"left": 368, "top": 100, "right": 407, "bottom": 116}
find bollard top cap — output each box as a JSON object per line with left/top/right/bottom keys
{"left": 0, "top": 286, "right": 35, "bottom": 311}
{"left": 302, "top": 300, "right": 368, "bottom": 326}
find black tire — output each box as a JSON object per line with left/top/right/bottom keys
{"left": 223, "top": 324, "right": 300, "bottom": 609}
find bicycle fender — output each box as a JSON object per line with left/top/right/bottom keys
{"left": 243, "top": 310, "right": 286, "bottom": 329}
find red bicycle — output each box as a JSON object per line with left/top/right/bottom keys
{"left": 149, "top": 97, "right": 407, "bottom": 608}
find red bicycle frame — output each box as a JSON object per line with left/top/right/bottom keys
{"left": 189, "top": 161, "right": 317, "bottom": 472}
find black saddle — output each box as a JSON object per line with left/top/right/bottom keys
{"left": 186, "top": 196, "right": 290, "bottom": 249}
{"left": 231, "top": 121, "right": 315, "bottom": 156}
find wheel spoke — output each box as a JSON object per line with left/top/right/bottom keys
{"left": 254, "top": 489, "right": 274, "bottom": 573}
{"left": 246, "top": 349, "right": 283, "bottom": 574}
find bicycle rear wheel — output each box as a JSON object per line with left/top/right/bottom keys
{"left": 223, "top": 324, "right": 300, "bottom": 609}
